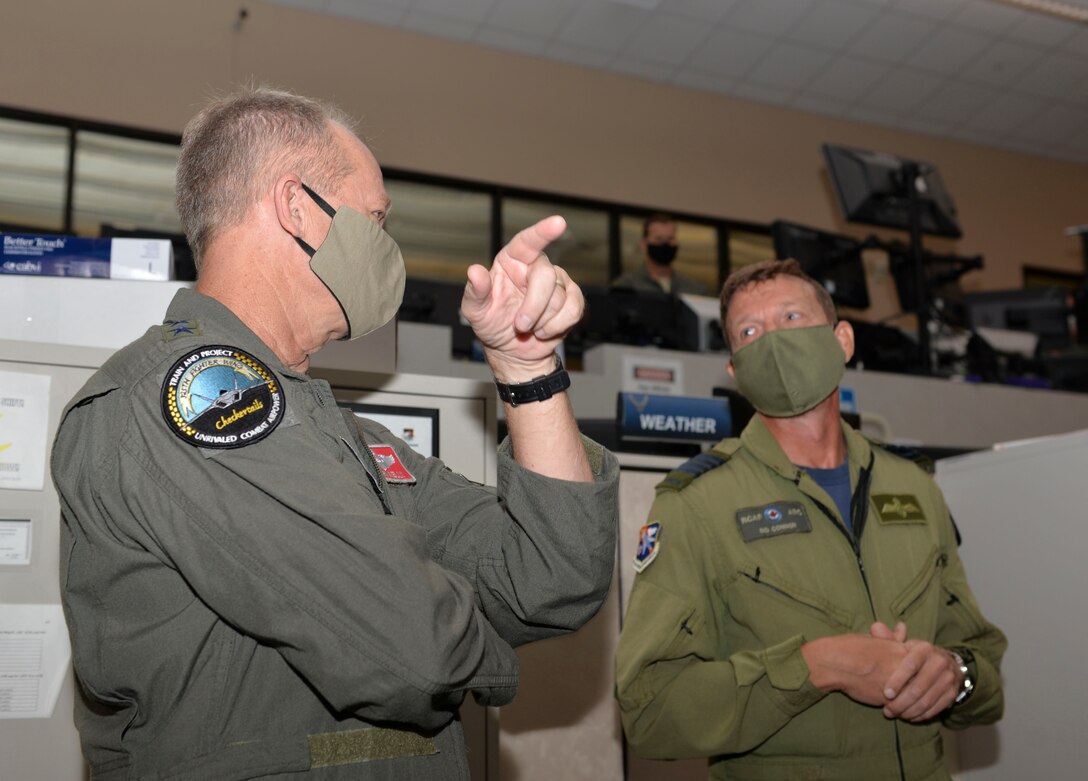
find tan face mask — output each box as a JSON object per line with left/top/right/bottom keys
{"left": 294, "top": 182, "right": 405, "bottom": 340}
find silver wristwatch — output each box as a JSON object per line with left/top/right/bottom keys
{"left": 950, "top": 649, "right": 975, "bottom": 705}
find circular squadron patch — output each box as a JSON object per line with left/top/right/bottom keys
{"left": 161, "top": 345, "right": 284, "bottom": 449}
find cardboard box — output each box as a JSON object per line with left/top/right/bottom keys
{"left": 1, "top": 233, "right": 174, "bottom": 280}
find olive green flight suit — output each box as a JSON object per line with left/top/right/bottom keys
{"left": 615, "top": 416, "right": 1006, "bottom": 781}
{"left": 52, "top": 288, "right": 619, "bottom": 780}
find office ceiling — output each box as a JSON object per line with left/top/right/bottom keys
{"left": 263, "top": 0, "right": 1088, "bottom": 164}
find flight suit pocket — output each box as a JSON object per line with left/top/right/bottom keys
{"left": 890, "top": 546, "right": 943, "bottom": 632}
{"left": 728, "top": 563, "right": 854, "bottom": 636}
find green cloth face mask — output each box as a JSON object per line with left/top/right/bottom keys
{"left": 294, "top": 182, "right": 406, "bottom": 340}
{"left": 731, "top": 325, "right": 845, "bottom": 417}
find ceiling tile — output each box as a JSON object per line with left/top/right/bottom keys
{"left": 746, "top": 42, "right": 834, "bottom": 89}
{"left": 950, "top": 0, "right": 1026, "bottom": 34}
{"left": 544, "top": 41, "right": 614, "bottom": 69}
{"left": 895, "top": 115, "right": 953, "bottom": 136}
{"left": 474, "top": 26, "right": 548, "bottom": 56}
{"left": 413, "top": 0, "right": 497, "bottom": 25}
{"left": 620, "top": 12, "right": 711, "bottom": 65}
{"left": 322, "top": 0, "right": 407, "bottom": 25}
{"left": 608, "top": 55, "right": 674, "bottom": 81}
{"left": 788, "top": 0, "right": 881, "bottom": 51}
{"left": 962, "top": 91, "right": 1047, "bottom": 135}
{"left": 912, "top": 79, "right": 1002, "bottom": 126}
{"left": 1014, "top": 52, "right": 1088, "bottom": 104}
{"left": 804, "top": 55, "right": 892, "bottom": 102}
{"left": 728, "top": 81, "right": 796, "bottom": 106}
{"left": 669, "top": 0, "right": 740, "bottom": 23}
{"left": 893, "top": 0, "right": 967, "bottom": 21}
{"left": 1003, "top": 11, "right": 1080, "bottom": 48}
{"left": 687, "top": 27, "right": 776, "bottom": 78}
{"left": 847, "top": 11, "right": 940, "bottom": 63}
{"left": 844, "top": 105, "right": 897, "bottom": 125}
{"left": 961, "top": 38, "right": 1048, "bottom": 86}
{"left": 670, "top": 68, "right": 733, "bottom": 94}
{"left": 905, "top": 24, "right": 992, "bottom": 74}
{"left": 555, "top": 2, "right": 648, "bottom": 53}
{"left": 1063, "top": 26, "right": 1088, "bottom": 59}
{"left": 1009, "top": 104, "right": 1088, "bottom": 145}
{"left": 485, "top": 0, "right": 580, "bottom": 39}
{"left": 857, "top": 67, "right": 945, "bottom": 114}
{"left": 724, "top": 0, "right": 818, "bottom": 37}
{"left": 790, "top": 93, "right": 851, "bottom": 115}
{"left": 400, "top": 11, "right": 479, "bottom": 40}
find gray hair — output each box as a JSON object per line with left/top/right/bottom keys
{"left": 176, "top": 86, "right": 356, "bottom": 268}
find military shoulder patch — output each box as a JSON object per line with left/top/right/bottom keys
{"left": 656, "top": 448, "right": 733, "bottom": 494}
{"left": 161, "top": 319, "right": 201, "bottom": 341}
{"left": 632, "top": 522, "right": 661, "bottom": 573}
{"left": 872, "top": 494, "right": 927, "bottom": 524}
{"left": 161, "top": 345, "right": 284, "bottom": 449}
{"left": 369, "top": 445, "right": 417, "bottom": 484}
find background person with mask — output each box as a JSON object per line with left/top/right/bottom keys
{"left": 51, "top": 87, "right": 619, "bottom": 781}
{"left": 611, "top": 212, "right": 710, "bottom": 295}
{"left": 615, "top": 259, "right": 1005, "bottom": 780}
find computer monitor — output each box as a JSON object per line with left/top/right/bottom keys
{"left": 822, "top": 144, "right": 962, "bottom": 239}
{"left": 771, "top": 220, "right": 870, "bottom": 310}
{"left": 964, "top": 287, "right": 1071, "bottom": 353}
{"left": 569, "top": 286, "right": 698, "bottom": 354}
{"left": 398, "top": 277, "right": 478, "bottom": 357}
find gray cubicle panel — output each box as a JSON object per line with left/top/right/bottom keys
{"left": 936, "top": 430, "right": 1088, "bottom": 781}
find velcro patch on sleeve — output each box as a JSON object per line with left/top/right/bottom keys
{"left": 161, "top": 345, "right": 284, "bottom": 449}
{"left": 369, "top": 445, "right": 417, "bottom": 484}
{"left": 632, "top": 522, "right": 661, "bottom": 573}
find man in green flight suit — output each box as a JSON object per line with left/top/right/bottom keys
{"left": 51, "top": 87, "right": 618, "bottom": 780}
{"left": 615, "top": 259, "right": 1005, "bottom": 780}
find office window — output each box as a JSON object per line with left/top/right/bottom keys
{"left": 729, "top": 228, "right": 775, "bottom": 271}
{"left": 620, "top": 215, "right": 719, "bottom": 293}
{"left": 503, "top": 198, "right": 609, "bottom": 286}
{"left": 0, "top": 118, "right": 68, "bottom": 231}
{"left": 385, "top": 179, "right": 491, "bottom": 281}
{"left": 72, "top": 131, "right": 181, "bottom": 237}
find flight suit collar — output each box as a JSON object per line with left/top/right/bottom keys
{"left": 164, "top": 288, "right": 306, "bottom": 380}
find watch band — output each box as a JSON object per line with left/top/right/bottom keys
{"left": 950, "top": 648, "right": 975, "bottom": 705}
{"left": 494, "top": 355, "right": 571, "bottom": 406}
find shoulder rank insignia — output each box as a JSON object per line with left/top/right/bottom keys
{"left": 161, "top": 345, "right": 284, "bottom": 449}
{"left": 632, "top": 522, "right": 661, "bottom": 573}
{"left": 369, "top": 445, "right": 417, "bottom": 484}
{"left": 161, "top": 319, "right": 201, "bottom": 341}
{"left": 656, "top": 449, "right": 731, "bottom": 493}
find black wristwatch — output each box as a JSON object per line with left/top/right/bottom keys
{"left": 494, "top": 355, "right": 571, "bottom": 406}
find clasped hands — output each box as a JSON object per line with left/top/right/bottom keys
{"left": 802, "top": 622, "right": 964, "bottom": 723}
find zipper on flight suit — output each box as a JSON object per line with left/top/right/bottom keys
{"left": 803, "top": 453, "right": 907, "bottom": 781}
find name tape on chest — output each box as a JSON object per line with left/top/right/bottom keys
{"left": 161, "top": 345, "right": 284, "bottom": 449}
{"left": 735, "top": 502, "right": 812, "bottom": 542}
{"left": 369, "top": 445, "right": 417, "bottom": 484}
{"left": 872, "top": 494, "right": 927, "bottom": 524}
{"left": 632, "top": 522, "right": 662, "bottom": 573}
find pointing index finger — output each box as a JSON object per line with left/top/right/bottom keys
{"left": 496, "top": 215, "right": 567, "bottom": 272}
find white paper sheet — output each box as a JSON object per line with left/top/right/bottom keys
{"left": 0, "top": 371, "right": 51, "bottom": 491}
{"left": 0, "top": 604, "right": 70, "bottom": 719}
{"left": 0, "top": 518, "right": 31, "bottom": 565}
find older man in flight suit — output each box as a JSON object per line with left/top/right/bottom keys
{"left": 52, "top": 88, "right": 618, "bottom": 780}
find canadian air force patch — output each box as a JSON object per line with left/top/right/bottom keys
{"left": 161, "top": 346, "right": 284, "bottom": 449}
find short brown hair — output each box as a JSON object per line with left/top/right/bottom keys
{"left": 176, "top": 86, "right": 356, "bottom": 269}
{"left": 719, "top": 259, "right": 837, "bottom": 350}
{"left": 642, "top": 212, "right": 676, "bottom": 237}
